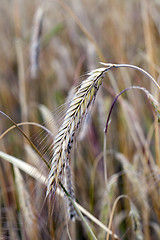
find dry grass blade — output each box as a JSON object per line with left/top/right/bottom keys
{"left": 15, "top": 39, "right": 28, "bottom": 129}
{"left": 30, "top": 7, "right": 43, "bottom": 79}
{"left": 14, "top": 166, "right": 40, "bottom": 240}
{"left": 0, "top": 151, "right": 46, "bottom": 185}
{"left": 0, "top": 151, "right": 119, "bottom": 239}
{"left": 0, "top": 166, "right": 19, "bottom": 240}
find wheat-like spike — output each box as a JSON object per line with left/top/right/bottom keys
{"left": 140, "top": 87, "right": 160, "bottom": 120}
{"left": 47, "top": 66, "right": 112, "bottom": 197}
{"left": 131, "top": 86, "right": 160, "bottom": 120}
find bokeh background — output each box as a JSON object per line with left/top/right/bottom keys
{"left": 0, "top": 0, "right": 160, "bottom": 239}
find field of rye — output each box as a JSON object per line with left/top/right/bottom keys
{"left": 0, "top": 0, "right": 160, "bottom": 239}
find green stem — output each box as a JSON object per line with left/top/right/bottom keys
{"left": 59, "top": 181, "right": 97, "bottom": 240}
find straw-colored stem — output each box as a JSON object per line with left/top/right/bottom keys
{"left": 15, "top": 39, "right": 28, "bottom": 130}
{"left": 114, "top": 64, "right": 160, "bottom": 91}
{"left": 101, "top": 63, "right": 160, "bottom": 91}
{"left": 106, "top": 195, "right": 129, "bottom": 240}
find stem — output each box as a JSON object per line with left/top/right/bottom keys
{"left": 104, "top": 87, "right": 132, "bottom": 134}
{"left": 102, "top": 63, "right": 160, "bottom": 91}
{"left": 0, "top": 111, "right": 51, "bottom": 170}
{"left": 106, "top": 195, "right": 129, "bottom": 240}
{"left": 116, "top": 64, "right": 160, "bottom": 90}
{"left": 0, "top": 122, "right": 54, "bottom": 140}
{"left": 59, "top": 181, "right": 97, "bottom": 240}
{"left": 103, "top": 133, "right": 111, "bottom": 218}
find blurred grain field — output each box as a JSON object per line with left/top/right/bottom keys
{"left": 0, "top": 0, "right": 160, "bottom": 239}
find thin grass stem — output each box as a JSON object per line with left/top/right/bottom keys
{"left": 0, "top": 122, "right": 54, "bottom": 140}
{"left": 106, "top": 195, "right": 129, "bottom": 240}
{"left": 101, "top": 63, "right": 160, "bottom": 91}
{"left": 59, "top": 181, "right": 97, "bottom": 240}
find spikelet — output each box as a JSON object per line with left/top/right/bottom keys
{"left": 65, "top": 158, "right": 77, "bottom": 220}
{"left": 139, "top": 87, "right": 160, "bottom": 121}
{"left": 130, "top": 86, "right": 160, "bottom": 120}
{"left": 47, "top": 66, "right": 112, "bottom": 199}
